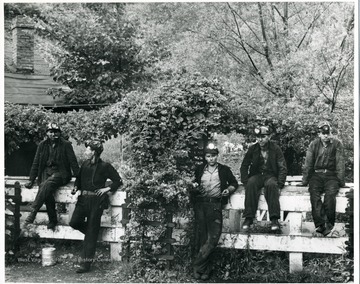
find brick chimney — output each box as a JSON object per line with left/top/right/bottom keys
{"left": 11, "top": 16, "right": 35, "bottom": 74}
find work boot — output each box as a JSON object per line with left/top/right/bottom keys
{"left": 315, "top": 224, "right": 326, "bottom": 234}
{"left": 193, "top": 268, "right": 201, "bottom": 280}
{"left": 322, "top": 223, "right": 333, "bottom": 237}
{"left": 201, "top": 274, "right": 210, "bottom": 280}
{"left": 24, "top": 209, "right": 37, "bottom": 225}
{"left": 76, "top": 263, "right": 91, "bottom": 273}
{"left": 271, "top": 219, "right": 280, "bottom": 231}
{"left": 241, "top": 218, "right": 253, "bottom": 230}
{"left": 47, "top": 221, "right": 58, "bottom": 231}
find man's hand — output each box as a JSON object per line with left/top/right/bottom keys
{"left": 71, "top": 187, "right": 78, "bottom": 195}
{"left": 222, "top": 188, "right": 230, "bottom": 196}
{"left": 96, "top": 187, "right": 111, "bottom": 196}
{"left": 25, "top": 181, "right": 34, "bottom": 189}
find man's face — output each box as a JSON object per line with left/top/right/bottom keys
{"left": 319, "top": 128, "right": 332, "bottom": 143}
{"left": 84, "top": 146, "right": 96, "bottom": 160}
{"left": 256, "top": 134, "right": 270, "bottom": 147}
{"left": 46, "top": 129, "right": 60, "bottom": 141}
{"left": 205, "top": 153, "right": 218, "bottom": 166}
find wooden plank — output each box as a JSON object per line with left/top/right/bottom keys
{"left": 24, "top": 224, "right": 125, "bottom": 242}
{"left": 5, "top": 185, "right": 127, "bottom": 207}
{"left": 218, "top": 233, "right": 347, "bottom": 254}
{"left": 228, "top": 209, "right": 241, "bottom": 232}
{"left": 20, "top": 211, "right": 113, "bottom": 228}
{"left": 286, "top": 212, "right": 302, "bottom": 235}
{"left": 110, "top": 243, "right": 123, "bottom": 261}
{"left": 289, "top": 253, "right": 303, "bottom": 273}
{"left": 226, "top": 187, "right": 350, "bottom": 213}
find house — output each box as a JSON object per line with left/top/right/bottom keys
{"left": 4, "top": 16, "right": 68, "bottom": 108}
{"left": 4, "top": 16, "right": 69, "bottom": 176}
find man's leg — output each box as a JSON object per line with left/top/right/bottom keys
{"left": 264, "top": 176, "right": 281, "bottom": 230}
{"left": 323, "top": 177, "right": 340, "bottom": 228}
{"left": 69, "top": 197, "right": 87, "bottom": 234}
{"left": 193, "top": 202, "right": 222, "bottom": 280}
{"left": 243, "top": 174, "right": 264, "bottom": 219}
{"left": 78, "top": 197, "right": 103, "bottom": 273}
{"left": 309, "top": 174, "right": 326, "bottom": 229}
{"left": 42, "top": 173, "right": 64, "bottom": 228}
{"left": 25, "top": 173, "right": 63, "bottom": 225}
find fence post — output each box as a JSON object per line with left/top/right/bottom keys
{"left": 14, "top": 181, "right": 22, "bottom": 252}
{"left": 286, "top": 212, "right": 303, "bottom": 273}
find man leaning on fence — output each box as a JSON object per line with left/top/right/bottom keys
{"left": 24, "top": 122, "right": 79, "bottom": 230}
{"left": 190, "top": 142, "right": 238, "bottom": 281}
{"left": 299, "top": 121, "right": 345, "bottom": 236}
{"left": 240, "top": 125, "right": 287, "bottom": 231}
{"left": 69, "top": 139, "right": 122, "bottom": 273}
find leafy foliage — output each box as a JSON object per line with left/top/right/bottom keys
{"left": 5, "top": 3, "right": 155, "bottom": 104}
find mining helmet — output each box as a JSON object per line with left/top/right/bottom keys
{"left": 204, "top": 142, "right": 219, "bottom": 155}
{"left": 254, "top": 126, "right": 270, "bottom": 136}
{"left": 46, "top": 122, "right": 61, "bottom": 132}
{"left": 85, "top": 139, "right": 104, "bottom": 155}
{"left": 317, "top": 121, "right": 331, "bottom": 134}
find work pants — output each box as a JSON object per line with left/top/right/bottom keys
{"left": 308, "top": 173, "right": 339, "bottom": 228}
{"left": 193, "top": 200, "right": 222, "bottom": 275}
{"left": 243, "top": 174, "right": 280, "bottom": 220}
{"left": 69, "top": 195, "right": 104, "bottom": 266}
{"left": 31, "top": 170, "right": 65, "bottom": 223}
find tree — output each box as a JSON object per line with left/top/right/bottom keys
{"left": 5, "top": 3, "right": 155, "bottom": 104}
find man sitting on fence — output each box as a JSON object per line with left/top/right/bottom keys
{"left": 69, "top": 139, "right": 122, "bottom": 273}
{"left": 240, "top": 125, "right": 287, "bottom": 231}
{"left": 300, "top": 121, "right": 345, "bottom": 236}
{"left": 24, "top": 122, "right": 79, "bottom": 230}
{"left": 191, "top": 142, "right": 238, "bottom": 280}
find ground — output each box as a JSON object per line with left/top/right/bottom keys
{"left": 5, "top": 241, "right": 125, "bottom": 283}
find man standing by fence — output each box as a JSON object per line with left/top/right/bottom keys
{"left": 240, "top": 125, "right": 287, "bottom": 231}
{"left": 300, "top": 121, "right": 345, "bottom": 236}
{"left": 24, "top": 122, "right": 79, "bottom": 230}
{"left": 191, "top": 142, "right": 238, "bottom": 281}
{"left": 69, "top": 139, "right": 122, "bottom": 273}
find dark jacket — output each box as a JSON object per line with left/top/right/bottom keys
{"left": 302, "top": 137, "right": 345, "bottom": 186}
{"left": 240, "top": 141, "right": 287, "bottom": 187}
{"left": 29, "top": 137, "right": 80, "bottom": 185}
{"left": 194, "top": 163, "right": 239, "bottom": 205}
{"left": 74, "top": 158, "right": 123, "bottom": 193}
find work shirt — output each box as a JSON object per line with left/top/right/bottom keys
{"left": 75, "top": 158, "right": 122, "bottom": 192}
{"left": 46, "top": 143, "right": 59, "bottom": 169}
{"left": 302, "top": 137, "right": 345, "bottom": 186}
{"left": 200, "top": 165, "right": 221, "bottom": 198}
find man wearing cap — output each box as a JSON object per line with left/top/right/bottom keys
{"left": 24, "top": 123, "right": 79, "bottom": 230}
{"left": 240, "top": 126, "right": 287, "bottom": 231}
{"left": 69, "top": 139, "right": 122, "bottom": 273}
{"left": 300, "top": 121, "right": 345, "bottom": 236}
{"left": 191, "top": 142, "right": 238, "bottom": 280}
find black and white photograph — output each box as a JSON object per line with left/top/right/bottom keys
{"left": 3, "top": 1, "right": 358, "bottom": 283}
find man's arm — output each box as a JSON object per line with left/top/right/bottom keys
{"left": 302, "top": 141, "right": 316, "bottom": 186}
{"left": 225, "top": 167, "right": 239, "bottom": 195}
{"left": 240, "top": 148, "right": 252, "bottom": 185}
{"left": 106, "top": 163, "right": 123, "bottom": 193}
{"left": 276, "top": 146, "right": 287, "bottom": 188}
{"left": 335, "top": 140, "right": 345, "bottom": 187}
{"left": 65, "top": 142, "right": 80, "bottom": 177}
{"left": 26, "top": 144, "right": 42, "bottom": 188}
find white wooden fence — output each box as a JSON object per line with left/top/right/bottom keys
{"left": 5, "top": 175, "right": 352, "bottom": 273}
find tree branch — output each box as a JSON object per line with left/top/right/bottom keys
{"left": 258, "top": 3, "right": 273, "bottom": 68}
